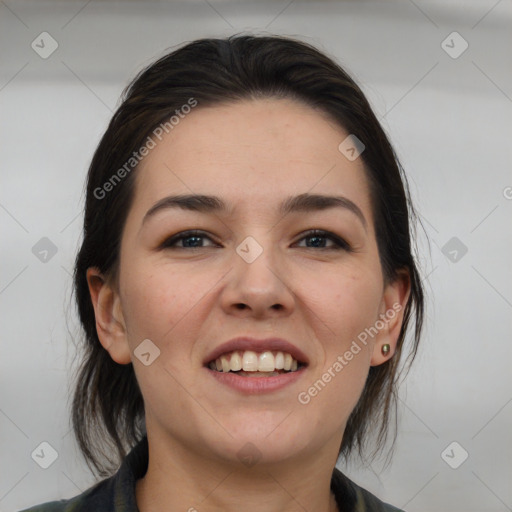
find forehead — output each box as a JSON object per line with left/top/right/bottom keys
{"left": 130, "top": 98, "right": 372, "bottom": 223}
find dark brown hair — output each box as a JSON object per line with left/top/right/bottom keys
{"left": 71, "top": 34, "right": 425, "bottom": 477}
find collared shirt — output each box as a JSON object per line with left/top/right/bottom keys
{"left": 20, "top": 437, "right": 404, "bottom": 512}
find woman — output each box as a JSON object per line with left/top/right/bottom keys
{"left": 21, "top": 34, "right": 424, "bottom": 512}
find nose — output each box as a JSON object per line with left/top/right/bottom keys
{"left": 219, "top": 237, "right": 295, "bottom": 319}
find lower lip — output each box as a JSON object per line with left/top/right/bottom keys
{"left": 206, "top": 367, "right": 306, "bottom": 394}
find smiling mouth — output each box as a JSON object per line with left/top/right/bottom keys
{"left": 207, "top": 350, "right": 306, "bottom": 377}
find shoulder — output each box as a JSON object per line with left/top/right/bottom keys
{"left": 331, "top": 467, "right": 406, "bottom": 512}
{"left": 20, "top": 436, "right": 148, "bottom": 512}
{"left": 18, "top": 477, "right": 113, "bottom": 512}
{"left": 352, "top": 483, "right": 405, "bottom": 512}
{"left": 19, "top": 501, "right": 71, "bottom": 512}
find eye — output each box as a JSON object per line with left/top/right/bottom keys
{"left": 160, "top": 229, "right": 351, "bottom": 251}
{"left": 160, "top": 230, "right": 219, "bottom": 249}
{"left": 294, "top": 229, "right": 351, "bottom": 251}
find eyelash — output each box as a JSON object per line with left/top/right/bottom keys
{"left": 160, "top": 229, "right": 351, "bottom": 252}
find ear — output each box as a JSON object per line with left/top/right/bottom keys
{"left": 370, "top": 269, "right": 411, "bottom": 366}
{"left": 86, "top": 267, "right": 131, "bottom": 365}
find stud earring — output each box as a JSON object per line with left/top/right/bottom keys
{"left": 381, "top": 343, "right": 391, "bottom": 356}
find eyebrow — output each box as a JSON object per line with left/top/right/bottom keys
{"left": 142, "top": 193, "right": 367, "bottom": 231}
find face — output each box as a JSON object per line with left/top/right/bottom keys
{"left": 89, "top": 98, "right": 409, "bottom": 468}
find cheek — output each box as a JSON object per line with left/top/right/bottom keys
{"left": 296, "top": 264, "right": 381, "bottom": 413}
{"left": 122, "top": 275, "right": 177, "bottom": 340}
{"left": 120, "top": 266, "right": 209, "bottom": 405}
{"left": 120, "top": 263, "right": 198, "bottom": 347}
{"left": 120, "top": 260, "right": 229, "bottom": 363}
{"left": 298, "top": 264, "right": 382, "bottom": 345}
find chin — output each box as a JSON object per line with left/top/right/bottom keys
{"left": 205, "top": 414, "right": 314, "bottom": 466}
{"left": 209, "top": 438, "right": 308, "bottom": 468}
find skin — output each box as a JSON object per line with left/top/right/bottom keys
{"left": 87, "top": 98, "right": 410, "bottom": 512}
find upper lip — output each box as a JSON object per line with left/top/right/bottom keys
{"left": 204, "top": 337, "right": 309, "bottom": 366}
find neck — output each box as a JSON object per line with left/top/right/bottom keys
{"left": 135, "top": 428, "right": 341, "bottom": 512}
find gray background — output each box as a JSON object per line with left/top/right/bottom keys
{"left": 1, "top": 0, "right": 511, "bottom": 510}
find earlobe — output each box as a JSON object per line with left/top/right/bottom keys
{"left": 86, "top": 267, "right": 132, "bottom": 365}
{"left": 370, "top": 270, "right": 411, "bottom": 366}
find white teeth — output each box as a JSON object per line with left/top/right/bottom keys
{"left": 229, "top": 351, "right": 242, "bottom": 371}
{"left": 258, "top": 351, "right": 275, "bottom": 372}
{"left": 242, "top": 351, "right": 259, "bottom": 371}
{"left": 221, "top": 355, "right": 230, "bottom": 373}
{"left": 209, "top": 350, "right": 302, "bottom": 373}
